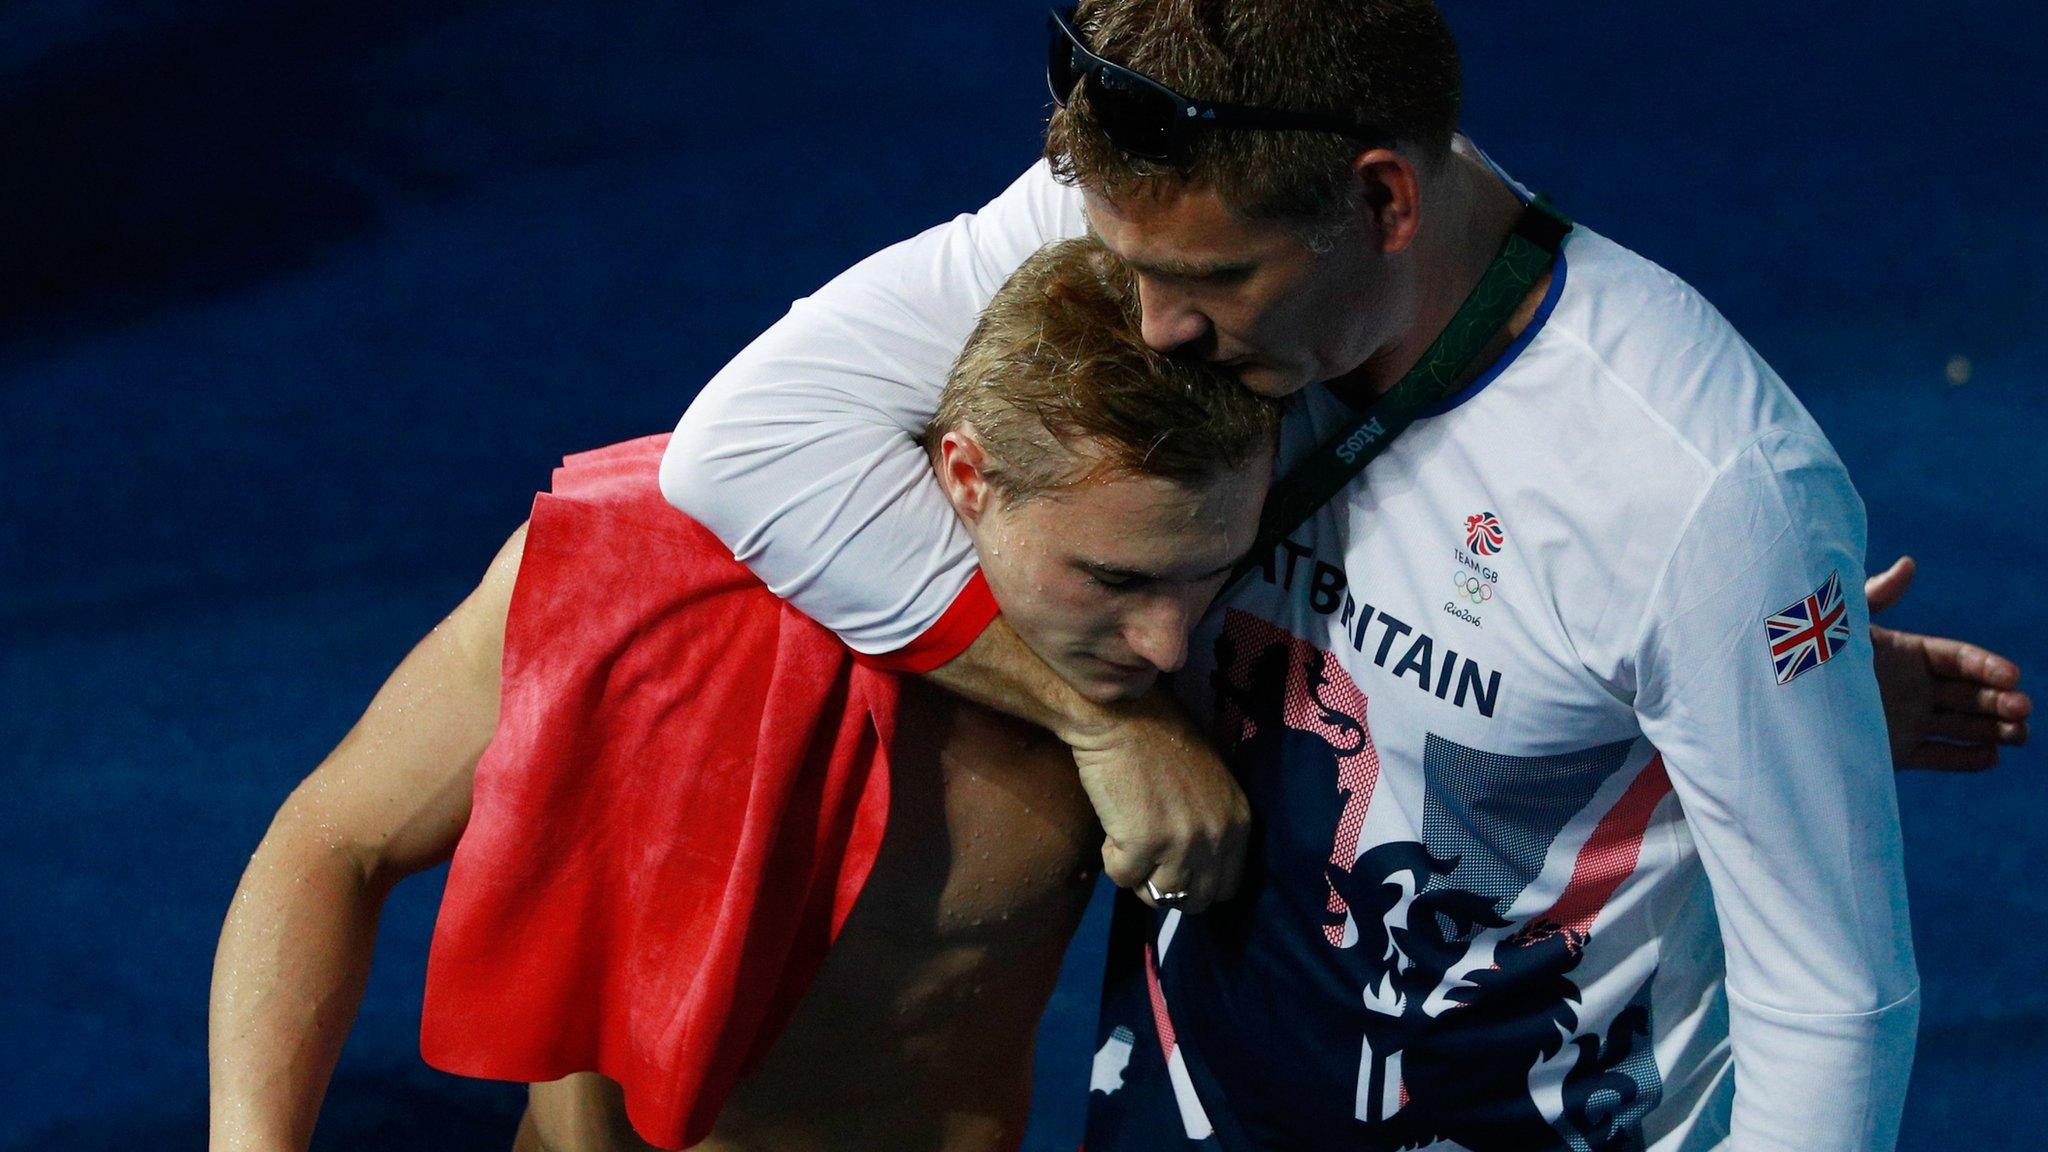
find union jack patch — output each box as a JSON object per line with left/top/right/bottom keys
{"left": 1765, "top": 570, "right": 1851, "bottom": 685}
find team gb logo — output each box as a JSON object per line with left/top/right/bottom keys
{"left": 1464, "top": 511, "right": 1504, "bottom": 557}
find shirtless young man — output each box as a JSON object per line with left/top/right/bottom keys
{"left": 206, "top": 238, "right": 1277, "bottom": 1152}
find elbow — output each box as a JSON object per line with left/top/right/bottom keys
{"left": 658, "top": 414, "right": 716, "bottom": 519}
{"left": 264, "top": 809, "right": 358, "bottom": 892}
{"left": 260, "top": 788, "right": 390, "bottom": 898}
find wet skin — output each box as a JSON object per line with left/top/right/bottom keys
{"left": 520, "top": 678, "right": 1103, "bottom": 1152}
{"left": 515, "top": 448, "right": 1271, "bottom": 1151}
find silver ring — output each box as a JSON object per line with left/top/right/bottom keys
{"left": 1146, "top": 880, "right": 1190, "bottom": 904}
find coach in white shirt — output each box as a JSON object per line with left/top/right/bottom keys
{"left": 661, "top": 3, "right": 2030, "bottom": 1147}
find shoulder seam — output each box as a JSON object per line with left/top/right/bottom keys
{"left": 1541, "top": 319, "right": 1717, "bottom": 473}
{"left": 1621, "top": 428, "right": 1796, "bottom": 668}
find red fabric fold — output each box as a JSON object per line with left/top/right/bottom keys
{"left": 420, "top": 434, "right": 896, "bottom": 1150}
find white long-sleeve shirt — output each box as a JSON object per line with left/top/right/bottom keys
{"left": 662, "top": 157, "right": 1918, "bottom": 1150}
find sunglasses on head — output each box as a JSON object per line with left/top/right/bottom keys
{"left": 1046, "top": 5, "right": 1390, "bottom": 165}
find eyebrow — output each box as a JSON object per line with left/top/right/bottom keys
{"left": 1122, "top": 255, "right": 1258, "bottom": 281}
{"left": 1080, "top": 549, "right": 1250, "bottom": 584}
{"left": 1079, "top": 216, "right": 1257, "bottom": 282}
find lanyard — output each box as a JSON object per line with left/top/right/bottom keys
{"left": 1228, "top": 196, "right": 1572, "bottom": 589}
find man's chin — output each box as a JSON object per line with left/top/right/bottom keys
{"left": 1072, "top": 664, "right": 1158, "bottom": 705}
{"left": 1232, "top": 361, "right": 1314, "bottom": 399}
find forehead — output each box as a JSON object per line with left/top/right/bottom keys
{"left": 1010, "top": 458, "right": 1266, "bottom": 569}
{"left": 1051, "top": 466, "right": 1227, "bottom": 524}
{"left": 1083, "top": 186, "right": 1303, "bottom": 273}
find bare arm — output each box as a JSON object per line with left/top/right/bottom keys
{"left": 207, "top": 527, "right": 525, "bottom": 1152}
{"left": 926, "top": 617, "right": 1248, "bottom": 909}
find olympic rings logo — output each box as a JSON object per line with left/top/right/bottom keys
{"left": 1451, "top": 571, "right": 1494, "bottom": 604}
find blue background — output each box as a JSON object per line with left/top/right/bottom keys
{"left": 3, "top": 1, "right": 2042, "bottom": 1148}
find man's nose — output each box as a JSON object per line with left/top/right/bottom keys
{"left": 1137, "top": 277, "right": 1211, "bottom": 353}
{"left": 1124, "top": 595, "right": 1194, "bottom": 674}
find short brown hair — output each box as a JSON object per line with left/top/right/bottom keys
{"left": 1045, "top": 0, "right": 1461, "bottom": 227}
{"left": 926, "top": 238, "right": 1277, "bottom": 499}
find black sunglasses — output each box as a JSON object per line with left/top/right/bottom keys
{"left": 1046, "top": 5, "right": 1390, "bottom": 164}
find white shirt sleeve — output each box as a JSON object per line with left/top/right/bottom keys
{"left": 1632, "top": 430, "right": 1919, "bottom": 1151}
{"left": 659, "top": 161, "right": 1087, "bottom": 657}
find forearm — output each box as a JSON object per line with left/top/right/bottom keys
{"left": 924, "top": 614, "right": 1114, "bottom": 744}
{"left": 1726, "top": 986, "right": 1919, "bottom": 1150}
{"left": 928, "top": 615, "right": 1249, "bottom": 907}
{"left": 208, "top": 820, "right": 390, "bottom": 1152}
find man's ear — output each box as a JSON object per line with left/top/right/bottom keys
{"left": 1349, "top": 147, "right": 1422, "bottom": 255}
{"left": 935, "top": 428, "right": 996, "bottom": 525}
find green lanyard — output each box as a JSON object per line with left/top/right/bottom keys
{"left": 1228, "top": 195, "right": 1572, "bottom": 589}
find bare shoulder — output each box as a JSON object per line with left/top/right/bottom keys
{"left": 444, "top": 520, "right": 529, "bottom": 674}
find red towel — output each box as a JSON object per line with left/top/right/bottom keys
{"left": 420, "top": 434, "right": 896, "bottom": 1149}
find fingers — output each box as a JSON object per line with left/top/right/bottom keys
{"left": 1919, "top": 636, "right": 2024, "bottom": 690}
{"left": 1101, "top": 840, "right": 1198, "bottom": 912}
{"left": 1101, "top": 836, "right": 1236, "bottom": 913}
{"left": 1100, "top": 840, "right": 1154, "bottom": 902}
{"left": 1864, "top": 556, "right": 1916, "bottom": 615}
{"left": 1898, "top": 740, "right": 2001, "bottom": 773}
{"left": 1072, "top": 691, "right": 1250, "bottom": 915}
{"left": 1923, "top": 680, "right": 2031, "bottom": 748}
{"left": 1923, "top": 712, "right": 2015, "bottom": 746}
{"left": 1933, "top": 679, "right": 2035, "bottom": 722}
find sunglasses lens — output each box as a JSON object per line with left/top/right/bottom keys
{"left": 1049, "top": 46, "right": 1085, "bottom": 105}
{"left": 1045, "top": 7, "right": 1186, "bottom": 161}
{"left": 1046, "top": 13, "right": 1083, "bottom": 105}
{"left": 1087, "top": 68, "right": 1183, "bottom": 161}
